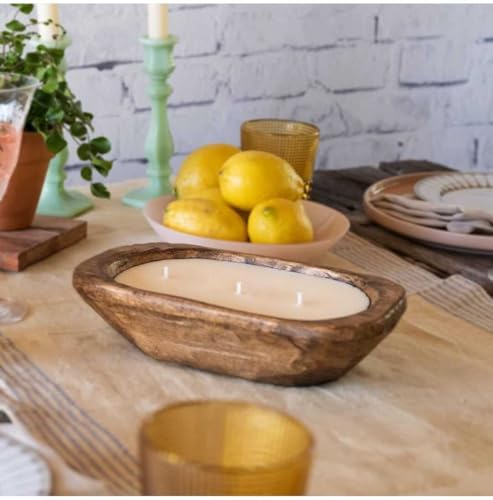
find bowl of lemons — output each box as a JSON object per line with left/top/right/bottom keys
{"left": 143, "top": 144, "right": 350, "bottom": 264}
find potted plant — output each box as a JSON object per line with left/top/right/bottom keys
{"left": 0, "top": 3, "right": 113, "bottom": 230}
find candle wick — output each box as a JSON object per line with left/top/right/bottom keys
{"left": 235, "top": 281, "right": 242, "bottom": 296}
{"left": 296, "top": 291, "right": 303, "bottom": 307}
{"left": 163, "top": 266, "right": 169, "bottom": 280}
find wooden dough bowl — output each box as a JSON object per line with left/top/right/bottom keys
{"left": 73, "top": 244, "right": 406, "bottom": 386}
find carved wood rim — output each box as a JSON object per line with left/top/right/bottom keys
{"left": 73, "top": 243, "right": 406, "bottom": 339}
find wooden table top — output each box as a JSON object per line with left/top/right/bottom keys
{"left": 311, "top": 160, "right": 493, "bottom": 295}
{"left": 2, "top": 178, "right": 493, "bottom": 495}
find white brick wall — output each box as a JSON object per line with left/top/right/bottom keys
{"left": 2, "top": 3, "right": 493, "bottom": 184}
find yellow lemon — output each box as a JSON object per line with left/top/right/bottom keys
{"left": 181, "top": 187, "right": 226, "bottom": 205}
{"left": 219, "top": 150, "right": 304, "bottom": 211}
{"left": 248, "top": 198, "right": 314, "bottom": 244}
{"left": 175, "top": 144, "right": 240, "bottom": 198}
{"left": 163, "top": 198, "right": 247, "bottom": 242}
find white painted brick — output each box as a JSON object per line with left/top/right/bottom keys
{"left": 230, "top": 52, "right": 309, "bottom": 100}
{"left": 430, "top": 129, "right": 476, "bottom": 169}
{"left": 400, "top": 41, "right": 472, "bottom": 85}
{"left": 6, "top": 3, "right": 493, "bottom": 180}
{"left": 222, "top": 5, "right": 376, "bottom": 56}
{"left": 169, "top": 104, "right": 223, "bottom": 154}
{"left": 481, "top": 136, "right": 493, "bottom": 170}
{"left": 447, "top": 45, "right": 493, "bottom": 125}
{"left": 330, "top": 5, "right": 378, "bottom": 42}
{"left": 222, "top": 5, "right": 294, "bottom": 55}
{"left": 377, "top": 5, "right": 469, "bottom": 41}
{"left": 461, "top": 5, "right": 493, "bottom": 41}
{"left": 289, "top": 88, "right": 347, "bottom": 138}
{"left": 397, "top": 129, "right": 435, "bottom": 164}
{"left": 66, "top": 68, "right": 123, "bottom": 117}
{"left": 314, "top": 45, "right": 391, "bottom": 92}
{"left": 114, "top": 64, "right": 148, "bottom": 110}
{"left": 169, "top": 57, "right": 219, "bottom": 105}
{"left": 337, "top": 92, "right": 431, "bottom": 134}
{"left": 447, "top": 83, "right": 493, "bottom": 125}
{"left": 118, "top": 111, "right": 149, "bottom": 160}
{"left": 327, "top": 135, "right": 405, "bottom": 169}
{"left": 173, "top": 7, "right": 218, "bottom": 58}
{"left": 64, "top": 5, "right": 145, "bottom": 66}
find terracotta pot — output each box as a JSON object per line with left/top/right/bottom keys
{"left": 0, "top": 132, "right": 53, "bottom": 231}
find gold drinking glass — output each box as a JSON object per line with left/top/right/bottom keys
{"left": 241, "top": 119, "right": 320, "bottom": 196}
{"left": 140, "top": 400, "right": 313, "bottom": 495}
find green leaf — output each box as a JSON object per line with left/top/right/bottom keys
{"left": 6, "top": 20, "right": 25, "bottom": 32}
{"left": 90, "top": 136, "right": 111, "bottom": 154}
{"left": 70, "top": 122, "right": 87, "bottom": 138}
{"left": 45, "top": 131, "right": 67, "bottom": 153}
{"left": 46, "top": 108, "right": 64, "bottom": 122}
{"left": 77, "top": 144, "right": 92, "bottom": 161}
{"left": 41, "top": 77, "right": 59, "bottom": 93}
{"left": 80, "top": 166, "right": 92, "bottom": 181}
{"left": 25, "top": 51, "right": 40, "bottom": 64}
{"left": 35, "top": 66, "right": 48, "bottom": 80}
{"left": 91, "top": 182, "right": 110, "bottom": 199}
{"left": 92, "top": 157, "right": 112, "bottom": 177}
{"left": 12, "top": 4, "right": 34, "bottom": 14}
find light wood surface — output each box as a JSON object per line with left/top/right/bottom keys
{"left": 2, "top": 179, "right": 493, "bottom": 495}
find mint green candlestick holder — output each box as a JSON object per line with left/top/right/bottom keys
{"left": 122, "top": 35, "right": 177, "bottom": 209}
{"left": 36, "top": 35, "right": 94, "bottom": 218}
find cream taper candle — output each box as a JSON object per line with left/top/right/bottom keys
{"left": 147, "top": 4, "right": 168, "bottom": 39}
{"left": 37, "top": 4, "right": 61, "bottom": 41}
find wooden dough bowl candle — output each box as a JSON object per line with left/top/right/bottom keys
{"left": 73, "top": 244, "right": 406, "bottom": 386}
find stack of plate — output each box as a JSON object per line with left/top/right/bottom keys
{"left": 363, "top": 172, "right": 493, "bottom": 254}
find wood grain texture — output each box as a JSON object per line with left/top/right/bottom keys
{"left": 73, "top": 243, "right": 406, "bottom": 386}
{"left": 311, "top": 161, "right": 493, "bottom": 294}
{"left": 0, "top": 215, "right": 87, "bottom": 271}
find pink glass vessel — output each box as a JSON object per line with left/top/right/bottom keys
{"left": 0, "top": 73, "right": 39, "bottom": 325}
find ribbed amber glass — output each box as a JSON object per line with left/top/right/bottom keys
{"left": 140, "top": 400, "right": 313, "bottom": 495}
{"left": 241, "top": 119, "right": 320, "bottom": 193}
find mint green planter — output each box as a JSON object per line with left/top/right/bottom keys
{"left": 36, "top": 35, "right": 93, "bottom": 218}
{"left": 122, "top": 35, "right": 177, "bottom": 209}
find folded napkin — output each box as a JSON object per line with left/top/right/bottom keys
{"left": 373, "top": 194, "right": 493, "bottom": 234}
{"left": 0, "top": 383, "right": 108, "bottom": 495}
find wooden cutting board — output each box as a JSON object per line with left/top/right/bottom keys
{"left": 0, "top": 215, "right": 87, "bottom": 272}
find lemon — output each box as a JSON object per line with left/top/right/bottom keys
{"left": 181, "top": 187, "right": 226, "bottom": 205}
{"left": 248, "top": 198, "right": 314, "bottom": 244}
{"left": 163, "top": 198, "right": 247, "bottom": 242}
{"left": 218, "top": 151, "right": 304, "bottom": 211}
{"left": 175, "top": 144, "right": 240, "bottom": 198}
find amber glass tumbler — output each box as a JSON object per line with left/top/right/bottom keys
{"left": 241, "top": 119, "right": 320, "bottom": 193}
{"left": 140, "top": 400, "right": 313, "bottom": 495}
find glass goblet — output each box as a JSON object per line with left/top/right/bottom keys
{"left": 0, "top": 73, "right": 40, "bottom": 325}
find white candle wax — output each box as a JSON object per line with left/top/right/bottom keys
{"left": 147, "top": 4, "right": 168, "bottom": 39}
{"left": 37, "top": 4, "right": 61, "bottom": 41}
{"left": 116, "top": 259, "right": 370, "bottom": 321}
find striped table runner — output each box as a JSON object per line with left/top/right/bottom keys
{"left": 0, "top": 335, "right": 140, "bottom": 494}
{"left": 1, "top": 229, "right": 492, "bottom": 494}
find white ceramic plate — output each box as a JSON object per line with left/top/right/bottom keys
{"left": 0, "top": 434, "right": 51, "bottom": 496}
{"left": 143, "top": 196, "right": 350, "bottom": 264}
{"left": 414, "top": 173, "right": 493, "bottom": 215}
